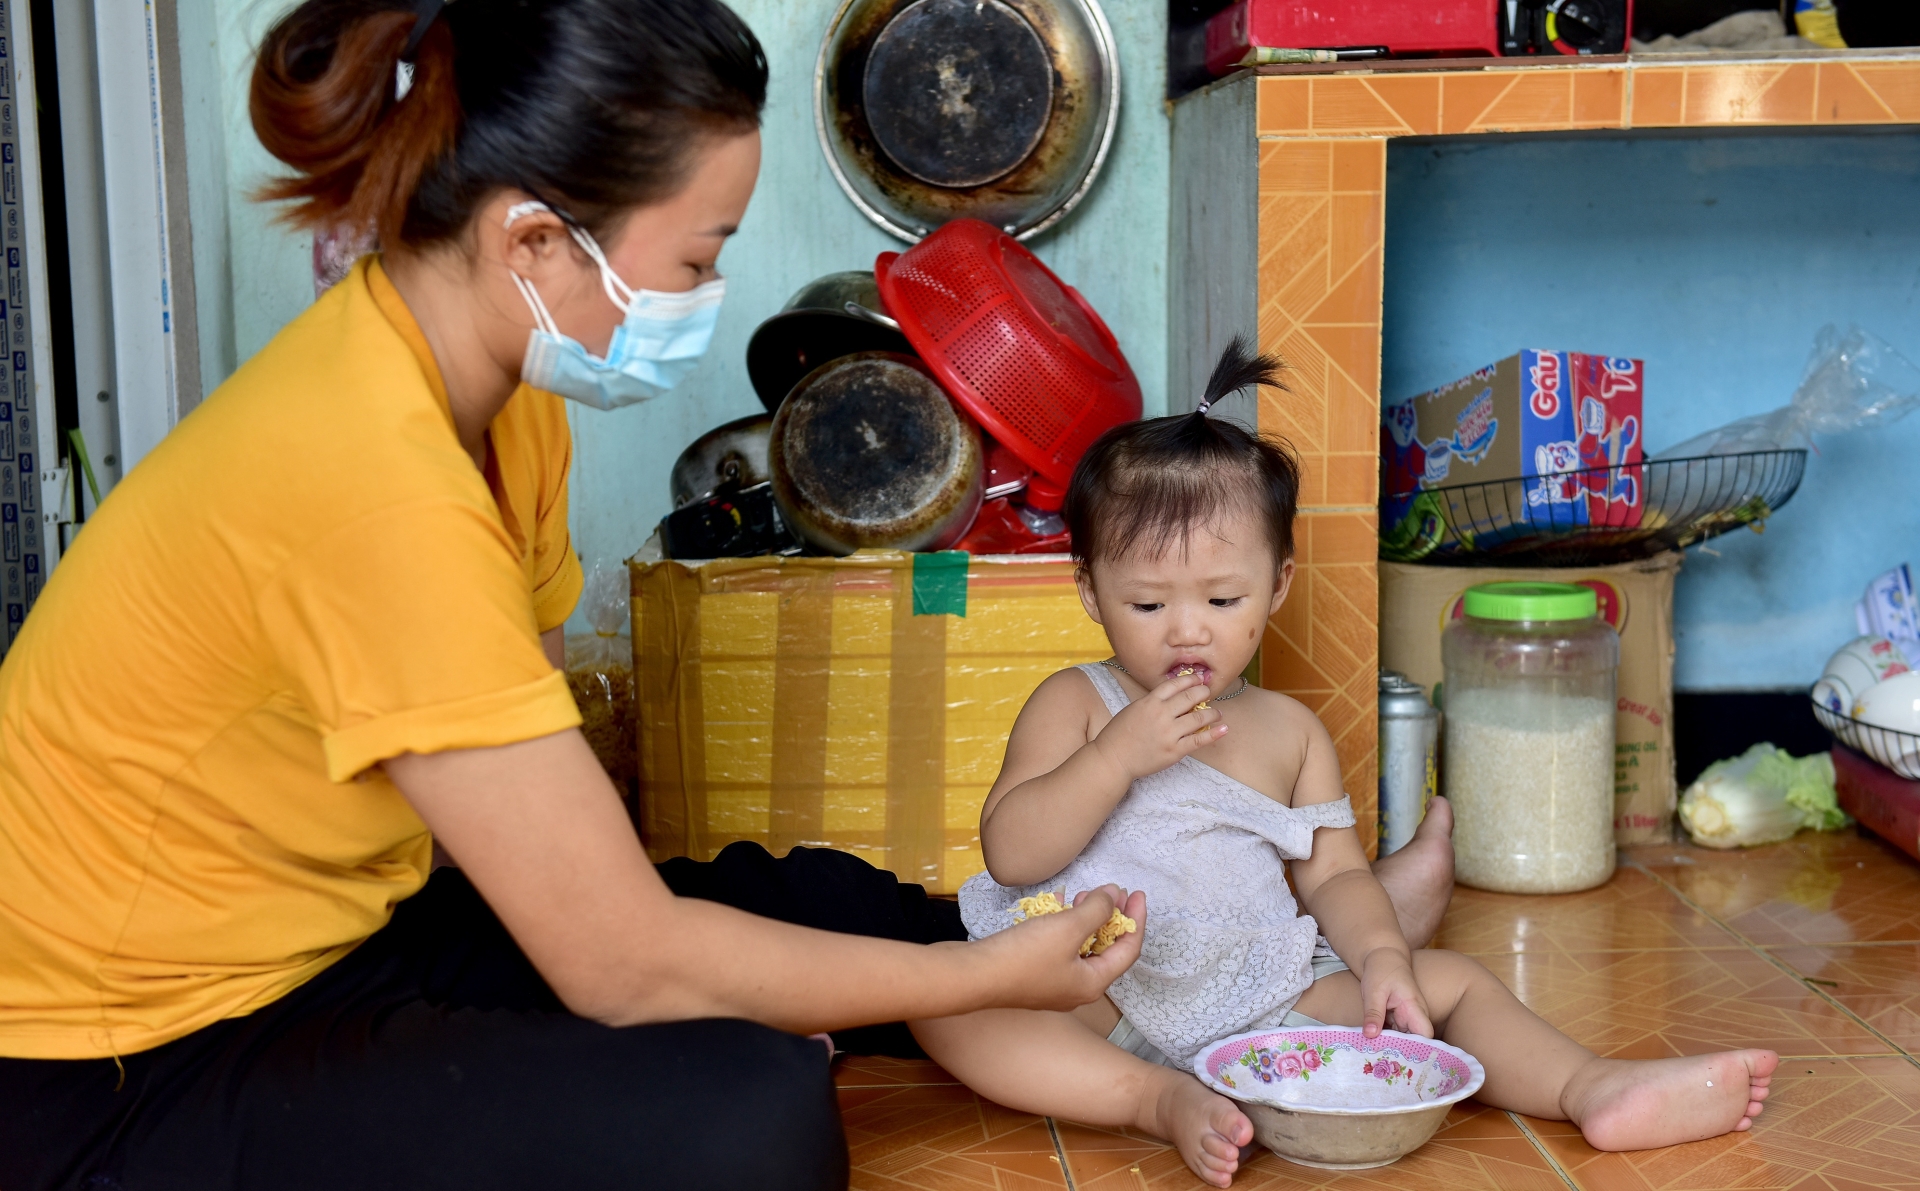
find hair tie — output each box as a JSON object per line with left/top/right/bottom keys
{"left": 400, "top": 0, "right": 450, "bottom": 63}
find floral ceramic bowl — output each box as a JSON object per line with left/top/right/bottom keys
{"left": 1192, "top": 1027, "right": 1486, "bottom": 1169}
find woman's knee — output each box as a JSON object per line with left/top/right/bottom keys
{"left": 724, "top": 1025, "right": 846, "bottom": 1189}
{"left": 595, "top": 1018, "right": 846, "bottom": 1190}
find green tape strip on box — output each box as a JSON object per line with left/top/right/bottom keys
{"left": 911, "top": 551, "right": 969, "bottom": 618}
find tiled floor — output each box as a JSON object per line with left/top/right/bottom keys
{"left": 834, "top": 829, "right": 1920, "bottom": 1189}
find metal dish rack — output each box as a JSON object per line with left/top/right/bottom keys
{"left": 1812, "top": 696, "right": 1920, "bottom": 781}
{"left": 1381, "top": 449, "right": 1808, "bottom": 567}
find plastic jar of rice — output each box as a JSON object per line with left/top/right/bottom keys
{"left": 1442, "top": 582, "right": 1618, "bottom": 894}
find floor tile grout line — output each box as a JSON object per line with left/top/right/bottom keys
{"left": 1630, "top": 863, "right": 1920, "bottom": 1072}
{"left": 1507, "top": 1111, "right": 1582, "bottom": 1191}
{"left": 1759, "top": 938, "right": 1920, "bottom": 950}
{"left": 1044, "top": 1116, "right": 1079, "bottom": 1191}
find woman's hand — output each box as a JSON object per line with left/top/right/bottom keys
{"left": 969, "top": 886, "right": 1147, "bottom": 1011}
{"left": 1091, "top": 672, "right": 1224, "bottom": 782}
{"left": 1359, "top": 947, "right": 1433, "bottom": 1038}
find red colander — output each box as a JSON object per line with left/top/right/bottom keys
{"left": 875, "top": 219, "right": 1142, "bottom": 510}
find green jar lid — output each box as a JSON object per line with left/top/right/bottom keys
{"left": 1462, "top": 581, "right": 1597, "bottom": 622}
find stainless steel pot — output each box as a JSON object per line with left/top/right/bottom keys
{"left": 815, "top": 0, "right": 1120, "bottom": 242}
{"left": 745, "top": 271, "right": 912, "bottom": 412}
{"left": 769, "top": 352, "right": 983, "bottom": 554}
{"left": 669, "top": 413, "right": 773, "bottom": 509}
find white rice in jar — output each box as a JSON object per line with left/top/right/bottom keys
{"left": 1444, "top": 688, "right": 1615, "bottom": 894}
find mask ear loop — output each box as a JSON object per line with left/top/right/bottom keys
{"left": 510, "top": 273, "right": 561, "bottom": 338}
{"left": 504, "top": 198, "right": 636, "bottom": 318}
{"left": 561, "top": 225, "right": 636, "bottom": 315}
{"left": 503, "top": 201, "right": 564, "bottom": 338}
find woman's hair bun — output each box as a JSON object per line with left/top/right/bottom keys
{"left": 249, "top": 0, "right": 769, "bottom": 252}
{"left": 251, "top": 2, "right": 461, "bottom": 247}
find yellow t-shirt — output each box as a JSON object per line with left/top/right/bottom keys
{"left": 0, "top": 257, "right": 586, "bottom": 1059}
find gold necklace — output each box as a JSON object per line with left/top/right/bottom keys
{"left": 1098, "top": 658, "right": 1249, "bottom": 704}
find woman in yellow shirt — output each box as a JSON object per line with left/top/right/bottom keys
{"left": 0, "top": 1, "right": 1142, "bottom": 1187}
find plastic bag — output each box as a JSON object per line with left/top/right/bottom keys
{"left": 1656, "top": 325, "right": 1920, "bottom": 459}
{"left": 566, "top": 563, "right": 635, "bottom": 790}
{"left": 1677, "top": 743, "right": 1848, "bottom": 850}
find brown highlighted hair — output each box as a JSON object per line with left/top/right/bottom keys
{"left": 250, "top": 0, "right": 769, "bottom": 249}
{"left": 1063, "top": 337, "right": 1300, "bottom": 567}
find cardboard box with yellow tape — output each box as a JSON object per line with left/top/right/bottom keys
{"left": 1380, "top": 553, "right": 1680, "bottom": 845}
{"left": 629, "top": 551, "right": 1110, "bottom": 894}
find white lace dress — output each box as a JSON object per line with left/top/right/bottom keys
{"left": 958, "top": 663, "right": 1355, "bottom": 1066}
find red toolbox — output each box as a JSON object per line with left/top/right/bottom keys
{"left": 1200, "top": 1, "right": 1630, "bottom": 77}
{"left": 1205, "top": 0, "right": 1502, "bottom": 74}
{"left": 1834, "top": 743, "right": 1920, "bottom": 865}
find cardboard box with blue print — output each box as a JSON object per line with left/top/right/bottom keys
{"left": 1382, "top": 351, "right": 1645, "bottom": 561}
{"left": 1379, "top": 552, "right": 1679, "bottom": 846}
{"left": 628, "top": 551, "right": 1109, "bottom": 895}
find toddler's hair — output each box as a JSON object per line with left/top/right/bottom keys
{"left": 1064, "top": 336, "right": 1299, "bottom": 566}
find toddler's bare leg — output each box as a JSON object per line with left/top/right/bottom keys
{"left": 1293, "top": 950, "right": 1777, "bottom": 1150}
{"left": 1370, "top": 795, "right": 1454, "bottom": 948}
{"left": 912, "top": 1009, "right": 1254, "bottom": 1188}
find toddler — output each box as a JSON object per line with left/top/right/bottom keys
{"left": 910, "top": 340, "right": 1777, "bottom": 1188}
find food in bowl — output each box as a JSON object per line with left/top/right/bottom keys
{"left": 1192, "top": 1027, "right": 1485, "bottom": 1169}
{"left": 1009, "top": 890, "right": 1136, "bottom": 956}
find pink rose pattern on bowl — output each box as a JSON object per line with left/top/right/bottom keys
{"left": 1195, "top": 1027, "right": 1483, "bottom": 1115}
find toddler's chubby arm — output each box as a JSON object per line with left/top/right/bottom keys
{"left": 1285, "top": 708, "right": 1434, "bottom": 1039}
{"left": 980, "top": 667, "right": 1222, "bottom": 887}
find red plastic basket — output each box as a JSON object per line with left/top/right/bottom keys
{"left": 875, "top": 220, "right": 1141, "bottom": 510}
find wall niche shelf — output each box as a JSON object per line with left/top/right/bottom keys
{"left": 1169, "top": 51, "right": 1920, "bottom": 848}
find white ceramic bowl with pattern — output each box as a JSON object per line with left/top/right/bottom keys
{"left": 1192, "top": 1026, "right": 1486, "bottom": 1170}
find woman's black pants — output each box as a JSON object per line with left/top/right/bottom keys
{"left": 0, "top": 844, "right": 967, "bottom": 1191}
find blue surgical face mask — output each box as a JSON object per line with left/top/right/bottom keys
{"left": 505, "top": 200, "right": 725, "bottom": 411}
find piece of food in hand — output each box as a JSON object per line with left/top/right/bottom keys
{"left": 1084, "top": 906, "right": 1137, "bottom": 955}
{"left": 1172, "top": 664, "right": 1214, "bottom": 709}
{"left": 1010, "top": 889, "right": 1139, "bottom": 956}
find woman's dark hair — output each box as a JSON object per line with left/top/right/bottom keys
{"left": 251, "top": 0, "right": 769, "bottom": 248}
{"left": 1064, "top": 337, "right": 1300, "bottom": 567}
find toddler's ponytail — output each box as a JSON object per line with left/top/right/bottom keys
{"left": 1065, "top": 336, "right": 1299, "bottom": 566}
{"left": 250, "top": 2, "right": 462, "bottom": 247}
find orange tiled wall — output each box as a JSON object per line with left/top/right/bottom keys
{"left": 1232, "top": 54, "right": 1920, "bottom": 852}
{"left": 1256, "top": 136, "right": 1385, "bottom": 847}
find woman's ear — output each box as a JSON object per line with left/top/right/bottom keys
{"left": 1074, "top": 565, "right": 1106, "bottom": 626}
{"left": 1269, "top": 557, "right": 1296, "bottom": 616}
{"left": 486, "top": 193, "right": 574, "bottom": 280}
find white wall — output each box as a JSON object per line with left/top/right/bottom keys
{"left": 177, "top": 0, "right": 1171, "bottom": 579}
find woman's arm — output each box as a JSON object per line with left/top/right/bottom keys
{"left": 542, "top": 625, "right": 564, "bottom": 669}
{"left": 1284, "top": 710, "right": 1432, "bottom": 1036}
{"left": 978, "top": 668, "right": 1222, "bottom": 887}
{"left": 386, "top": 729, "right": 1144, "bottom": 1033}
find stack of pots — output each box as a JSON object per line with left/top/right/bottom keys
{"left": 734, "top": 218, "right": 1142, "bottom": 557}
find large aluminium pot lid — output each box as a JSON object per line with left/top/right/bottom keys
{"left": 815, "top": 0, "right": 1120, "bottom": 243}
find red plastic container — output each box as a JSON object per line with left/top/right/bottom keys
{"left": 875, "top": 220, "right": 1141, "bottom": 511}
{"left": 1834, "top": 743, "right": 1920, "bottom": 866}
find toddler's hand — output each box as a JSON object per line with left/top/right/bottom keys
{"left": 1359, "top": 949, "right": 1433, "bottom": 1039}
{"left": 1092, "top": 671, "right": 1224, "bottom": 781}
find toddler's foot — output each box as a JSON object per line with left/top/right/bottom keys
{"left": 1372, "top": 795, "right": 1454, "bottom": 949}
{"left": 1564, "top": 1049, "right": 1779, "bottom": 1151}
{"left": 1146, "top": 1073, "right": 1254, "bottom": 1188}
